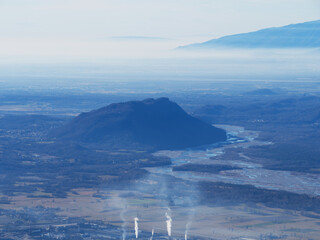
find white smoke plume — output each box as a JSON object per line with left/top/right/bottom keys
{"left": 134, "top": 217, "right": 139, "bottom": 239}
{"left": 108, "top": 196, "right": 128, "bottom": 240}
{"left": 165, "top": 212, "right": 172, "bottom": 237}
{"left": 184, "top": 197, "right": 196, "bottom": 240}
{"left": 120, "top": 208, "right": 127, "bottom": 240}
{"left": 150, "top": 228, "right": 154, "bottom": 240}
{"left": 185, "top": 223, "right": 190, "bottom": 240}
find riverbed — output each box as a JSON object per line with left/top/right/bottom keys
{"left": 149, "top": 125, "right": 320, "bottom": 196}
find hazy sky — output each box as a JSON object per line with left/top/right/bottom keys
{"left": 0, "top": 0, "right": 319, "bottom": 59}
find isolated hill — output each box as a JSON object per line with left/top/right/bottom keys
{"left": 181, "top": 20, "right": 320, "bottom": 49}
{"left": 52, "top": 98, "right": 227, "bottom": 150}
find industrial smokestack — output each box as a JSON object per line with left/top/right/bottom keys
{"left": 150, "top": 228, "right": 154, "bottom": 240}
{"left": 185, "top": 223, "right": 190, "bottom": 240}
{"left": 165, "top": 212, "right": 172, "bottom": 237}
{"left": 134, "top": 217, "right": 139, "bottom": 239}
{"left": 120, "top": 209, "right": 126, "bottom": 240}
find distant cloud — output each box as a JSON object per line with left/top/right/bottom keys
{"left": 0, "top": 0, "right": 319, "bottom": 59}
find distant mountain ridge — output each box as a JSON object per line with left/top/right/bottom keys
{"left": 181, "top": 20, "right": 320, "bottom": 49}
{"left": 52, "top": 98, "right": 227, "bottom": 150}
